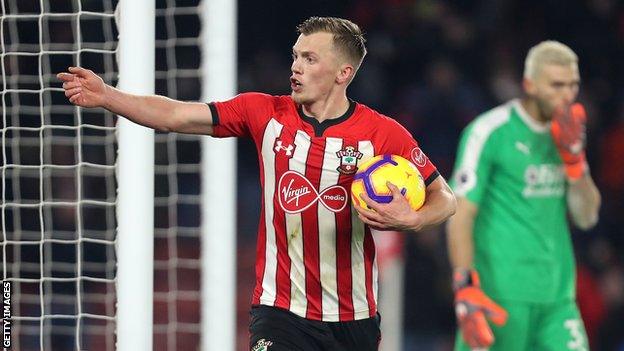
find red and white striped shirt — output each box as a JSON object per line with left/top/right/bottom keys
{"left": 210, "top": 93, "right": 439, "bottom": 322}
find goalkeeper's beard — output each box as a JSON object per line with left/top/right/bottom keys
{"left": 535, "top": 97, "right": 557, "bottom": 122}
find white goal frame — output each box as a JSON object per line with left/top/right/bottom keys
{"left": 115, "top": 0, "right": 155, "bottom": 350}
{"left": 115, "top": 0, "right": 237, "bottom": 350}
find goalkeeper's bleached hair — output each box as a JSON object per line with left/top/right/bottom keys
{"left": 523, "top": 40, "right": 578, "bottom": 79}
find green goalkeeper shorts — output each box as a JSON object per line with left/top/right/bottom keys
{"left": 454, "top": 298, "right": 589, "bottom": 351}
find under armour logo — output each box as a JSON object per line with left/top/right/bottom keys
{"left": 274, "top": 140, "right": 294, "bottom": 157}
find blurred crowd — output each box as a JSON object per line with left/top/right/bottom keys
{"left": 235, "top": 1, "right": 624, "bottom": 350}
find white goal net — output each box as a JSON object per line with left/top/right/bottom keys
{"left": 1, "top": 0, "right": 211, "bottom": 350}
{"left": 1, "top": 0, "right": 119, "bottom": 350}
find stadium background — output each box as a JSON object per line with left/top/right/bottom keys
{"left": 2, "top": 0, "right": 623, "bottom": 350}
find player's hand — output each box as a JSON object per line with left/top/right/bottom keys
{"left": 57, "top": 67, "right": 108, "bottom": 108}
{"left": 551, "top": 103, "right": 587, "bottom": 181}
{"left": 353, "top": 182, "right": 424, "bottom": 231}
{"left": 454, "top": 269, "right": 508, "bottom": 349}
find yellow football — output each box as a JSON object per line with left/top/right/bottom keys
{"left": 351, "top": 154, "right": 426, "bottom": 211}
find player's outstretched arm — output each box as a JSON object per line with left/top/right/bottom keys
{"left": 354, "top": 176, "right": 456, "bottom": 232}
{"left": 57, "top": 66, "right": 215, "bottom": 135}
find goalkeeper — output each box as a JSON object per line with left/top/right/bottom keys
{"left": 447, "top": 41, "right": 601, "bottom": 350}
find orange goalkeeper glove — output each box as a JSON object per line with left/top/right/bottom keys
{"left": 453, "top": 269, "right": 508, "bottom": 349}
{"left": 551, "top": 103, "right": 587, "bottom": 181}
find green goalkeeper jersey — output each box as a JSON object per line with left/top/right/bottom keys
{"left": 450, "top": 99, "right": 574, "bottom": 303}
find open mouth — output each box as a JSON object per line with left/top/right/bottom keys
{"left": 290, "top": 77, "right": 302, "bottom": 91}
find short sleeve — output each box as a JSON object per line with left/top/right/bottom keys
{"left": 381, "top": 120, "right": 440, "bottom": 186}
{"left": 450, "top": 123, "right": 496, "bottom": 205}
{"left": 209, "top": 92, "right": 274, "bottom": 138}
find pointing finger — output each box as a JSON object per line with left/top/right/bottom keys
{"left": 68, "top": 66, "right": 91, "bottom": 78}
{"left": 57, "top": 72, "right": 76, "bottom": 82}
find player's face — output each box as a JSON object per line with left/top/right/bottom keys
{"left": 290, "top": 32, "right": 342, "bottom": 105}
{"left": 525, "top": 63, "right": 580, "bottom": 121}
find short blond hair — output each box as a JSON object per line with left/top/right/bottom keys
{"left": 297, "top": 17, "right": 367, "bottom": 70}
{"left": 523, "top": 41, "right": 578, "bottom": 79}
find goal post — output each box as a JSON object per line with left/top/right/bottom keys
{"left": 200, "top": 0, "right": 238, "bottom": 349}
{"left": 115, "top": 0, "right": 155, "bottom": 351}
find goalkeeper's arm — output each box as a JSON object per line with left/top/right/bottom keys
{"left": 446, "top": 197, "right": 478, "bottom": 272}
{"left": 550, "top": 103, "right": 601, "bottom": 230}
{"left": 58, "top": 66, "right": 215, "bottom": 135}
{"left": 446, "top": 198, "right": 508, "bottom": 349}
{"left": 567, "top": 174, "right": 601, "bottom": 230}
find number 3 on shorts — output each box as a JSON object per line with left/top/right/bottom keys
{"left": 563, "top": 318, "right": 588, "bottom": 351}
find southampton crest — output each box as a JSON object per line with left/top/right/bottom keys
{"left": 336, "top": 146, "right": 363, "bottom": 175}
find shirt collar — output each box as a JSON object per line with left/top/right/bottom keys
{"left": 511, "top": 99, "right": 550, "bottom": 133}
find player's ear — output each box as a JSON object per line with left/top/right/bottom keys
{"left": 336, "top": 64, "right": 354, "bottom": 85}
{"left": 522, "top": 77, "right": 535, "bottom": 95}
